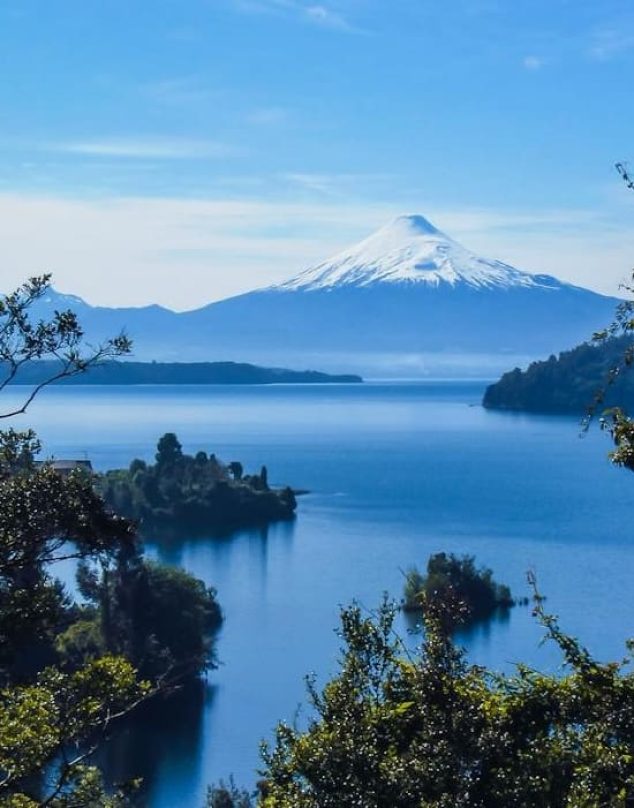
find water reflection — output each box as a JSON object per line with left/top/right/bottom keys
{"left": 100, "top": 679, "right": 211, "bottom": 806}
{"left": 101, "top": 517, "right": 298, "bottom": 801}
{"left": 401, "top": 605, "right": 513, "bottom": 651}
{"left": 455, "top": 607, "right": 512, "bottom": 647}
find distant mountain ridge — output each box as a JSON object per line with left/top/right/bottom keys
{"left": 30, "top": 215, "right": 621, "bottom": 377}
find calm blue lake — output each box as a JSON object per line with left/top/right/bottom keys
{"left": 8, "top": 381, "right": 634, "bottom": 807}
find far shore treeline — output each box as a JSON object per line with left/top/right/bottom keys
{"left": 4, "top": 360, "right": 363, "bottom": 386}
{"left": 483, "top": 335, "right": 634, "bottom": 414}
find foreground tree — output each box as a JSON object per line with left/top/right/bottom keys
{"left": 0, "top": 275, "right": 223, "bottom": 804}
{"left": 0, "top": 656, "right": 149, "bottom": 807}
{"left": 0, "top": 462, "right": 136, "bottom": 680}
{"left": 67, "top": 556, "right": 222, "bottom": 680}
{"left": 0, "top": 277, "right": 144, "bottom": 806}
{"left": 0, "top": 442, "right": 222, "bottom": 803}
{"left": 257, "top": 588, "right": 634, "bottom": 807}
{"left": 207, "top": 779, "right": 254, "bottom": 808}
{"left": 586, "top": 164, "right": 634, "bottom": 469}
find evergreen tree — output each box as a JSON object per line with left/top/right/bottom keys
{"left": 155, "top": 432, "right": 183, "bottom": 467}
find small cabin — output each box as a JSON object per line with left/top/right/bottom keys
{"left": 35, "top": 459, "right": 93, "bottom": 476}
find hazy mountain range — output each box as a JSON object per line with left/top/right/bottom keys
{"left": 32, "top": 215, "right": 620, "bottom": 377}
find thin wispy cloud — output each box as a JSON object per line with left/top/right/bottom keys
{"left": 139, "top": 77, "right": 219, "bottom": 106}
{"left": 53, "top": 137, "right": 238, "bottom": 160}
{"left": 230, "top": 0, "right": 361, "bottom": 32}
{"left": 283, "top": 172, "right": 398, "bottom": 196}
{"left": 304, "top": 5, "right": 355, "bottom": 31}
{"left": 232, "top": 0, "right": 293, "bottom": 10}
{"left": 588, "top": 24, "right": 634, "bottom": 61}
{"left": 522, "top": 55, "right": 545, "bottom": 70}
{"left": 284, "top": 173, "right": 343, "bottom": 194}
{"left": 506, "top": 13, "right": 634, "bottom": 68}
{"left": 247, "top": 107, "right": 289, "bottom": 126}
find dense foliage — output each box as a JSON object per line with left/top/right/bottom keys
{"left": 0, "top": 277, "right": 223, "bottom": 806}
{"left": 592, "top": 262, "right": 634, "bottom": 472}
{"left": 0, "top": 461, "right": 135, "bottom": 680}
{"left": 402, "top": 552, "right": 515, "bottom": 625}
{"left": 0, "top": 655, "right": 149, "bottom": 807}
{"left": 100, "top": 433, "right": 297, "bottom": 534}
{"left": 66, "top": 555, "right": 222, "bottom": 680}
{"left": 483, "top": 336, "right": 634, "bottom": 414}
{"left": 0, "top": 435, "right": 222, "bottom": 804}
{"left": 256, "top": 591, "right": 634, "bottom": 807}
{"left": 207, "top": 779, "right": 254, "bottom": 808}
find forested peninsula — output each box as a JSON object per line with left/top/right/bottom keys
{"left": 6, "top": 360, "right": 362, "bottom": 385}
{"left": 100, "top": 433, "right": 297, "bottom": 535}
{"left": 483, "top": 336, "right": 634, "bottom": 414}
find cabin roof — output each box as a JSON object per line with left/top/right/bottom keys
{"left": 35, "top": 459, "right": 93, "bottom": 471}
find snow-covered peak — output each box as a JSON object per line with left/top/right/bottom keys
{"left": 273, "top": 214, "right": 563, "bottom": 292}
{"left": 386, "top": 214, "right": 442, "bottom": 237}
{"left": 42, "top": 288, "right": 89, "bottom": 308}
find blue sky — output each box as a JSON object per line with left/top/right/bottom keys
{"left": 0, "top": 0, "right": 633, "bottom": 308}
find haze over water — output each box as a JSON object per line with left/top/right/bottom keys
{"left": 10, "top": 381, "right": 634, "bottom": 807}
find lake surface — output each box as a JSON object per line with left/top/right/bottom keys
{"left": 9, "top": 381, "right": 634, "bottom": 807}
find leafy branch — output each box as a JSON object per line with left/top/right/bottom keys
{"left": 0, "top": 275, "right": 131, "bottom": 419}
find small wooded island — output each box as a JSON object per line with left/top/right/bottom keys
{"left": 483, "top": 336, "right": 634, "bottom": 414}
{"left": 403, "top": 552, "right": 516, "bottom": 627}
{"left": 100, "top": 433, "right": 297, "bottom": 534}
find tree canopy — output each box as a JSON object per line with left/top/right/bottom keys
{"left": 0, "top": 277, "right": 222, "bottom": 806}
{"left": 483, "top": 336, "right": 634, "bottom": 414}
{"left": 255, "top": 587, "right": 634, "bottom": 807}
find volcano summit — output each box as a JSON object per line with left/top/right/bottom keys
{"left": 275, "top": 214, "right": 558, "bottom": 292}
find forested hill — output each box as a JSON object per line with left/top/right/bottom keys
{"left": 483, "top": 337, "right": 634, "bottom": 414}
{"left": 8, "top": 360, "right": 362, "bottom": 385}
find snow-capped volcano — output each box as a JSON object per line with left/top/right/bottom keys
{"left": 274, "top": 214, "right": 559, "bottom": 292}
{"left": 28, "top": 214, "right": 620, "bottom": 376}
